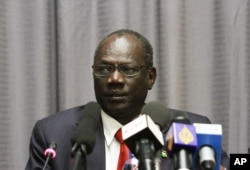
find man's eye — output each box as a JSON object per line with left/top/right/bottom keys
{"left": 97, "top": 66, "right": 112, "bottom": 74}
{"left": 121, "top": 66, "right": 137, "bottom": 74}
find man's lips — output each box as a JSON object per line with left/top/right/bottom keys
{"left": 104, "top": 92, "right": 127, "bottom": 100}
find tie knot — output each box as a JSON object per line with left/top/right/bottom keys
{"left": 115, "top": 128, "right": 123, "bottom": 143}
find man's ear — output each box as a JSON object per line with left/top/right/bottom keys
{"left": 147, "top": 67, "right": 156, "bottom": 90}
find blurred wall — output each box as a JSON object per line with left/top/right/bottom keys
{"left": 0, "top": 0, "right": 249, "bottom": 169}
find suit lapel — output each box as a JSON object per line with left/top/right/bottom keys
{"left": 86, "top": 121, "right": 106, "bottom": 170}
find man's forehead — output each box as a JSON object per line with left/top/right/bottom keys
{"left": 112, "top": 37, "right": 130, "bottom": 52}
{"left": 105, "top": 33, "right": 138, "bottom": 44}
{"left": 101, "top": 34, "right": 142, "bottom": 52}
{"left": 94, "top": 33, "right": 145, "bottom": 62}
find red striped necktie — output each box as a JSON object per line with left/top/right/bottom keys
{"left": 115, "top": 128, "right": 130, "bottom": 170}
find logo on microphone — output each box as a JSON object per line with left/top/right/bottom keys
{"left": 178, "top": 125, "right": 195, "bottom": 145}
{"left": 166, "top": 122, "right": 197, "bottom": 155}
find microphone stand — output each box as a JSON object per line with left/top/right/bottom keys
{"left": 43, "top": 156, "right": 52, "bottom": 170}
{"left": 154, "top": 150, "right": 162, "bottom": 170}
{"left": 42, "top": 142, "right": 57, "bottom": 170}
{"left": 136, "top": 138, "right": 155, "bottom": 170}
{"left": 174, "top": 149, "right": 192, "bottom": 170}
{"left": 70, "top": 144, "right": 87, "bottom": 170}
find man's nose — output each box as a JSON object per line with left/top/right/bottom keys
{"left": 107, "top": 69, "right": 125, "bottom": 83}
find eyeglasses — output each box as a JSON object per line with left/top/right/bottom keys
{"left": 92, "top": 64, "right": 147, "bottom": 77}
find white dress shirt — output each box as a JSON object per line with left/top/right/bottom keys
{"left": 101, "top": 110, "right": 123, "bottom": 170}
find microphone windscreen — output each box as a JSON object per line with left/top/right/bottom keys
{"left": 170, "top": 110, "right": 191, "bottom": 124}
{"left": 71, "top": 102, "right": 101, "bottom": 154}
{"left": 141, "top": 101, "right": 169, "bottom": 130}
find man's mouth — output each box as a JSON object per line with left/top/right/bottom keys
{"left": 105, "top": 92, "right": 127, "bottom": 101}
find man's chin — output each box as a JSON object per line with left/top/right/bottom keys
{"left": 105, "top": 108, "right": 128, "bottom": 117}
{"left": 102, "top": 104, "right": 130, "bottom": 117}
{"left": 102, "top": 99, "right": 128, "bottom": 110}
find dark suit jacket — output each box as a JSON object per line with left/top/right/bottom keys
{"left": 25, "top": 105, "right": 229, "bottom": 170}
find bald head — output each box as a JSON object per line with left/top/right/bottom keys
{"left": 94, "top": 29, "right": 153, "bottom": 68}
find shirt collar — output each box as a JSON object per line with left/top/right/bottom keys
{"left": 101, "top": 110, "right": 122, "bottom": 146}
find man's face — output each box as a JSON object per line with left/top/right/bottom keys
{"left": 93, "top": 34, "right": 156, "bottom": 124}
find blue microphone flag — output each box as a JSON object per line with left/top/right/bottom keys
{"left": 193, "top": 123, "right": 222, "bottom": 170}
{"left": 166, "top": 122, "right": 197, "bottom": 157}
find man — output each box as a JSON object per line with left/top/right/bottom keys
{"left": 25, "top": 29, "right": 229, "bottom": 169}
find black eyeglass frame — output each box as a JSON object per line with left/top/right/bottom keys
{"left": 92, "top": 64, "right": 150, "bottom": 78}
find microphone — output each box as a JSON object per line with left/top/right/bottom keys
{"left": 165, "top": 111, "right": 197, "bottom": 170}
{"left": 142, "top": 101, "right": 169, "bottom": 130}
{"left": 193, "top": 123, "right": 222, "bottom": 170}
{"left": 70, "top": 102, "right": 101, "bottom": 170}
{"left": 42, "top": 142, "right": 57, "bottom": 170}
{"left": 122, "top": 101, "right": 169, "bottom": 170}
